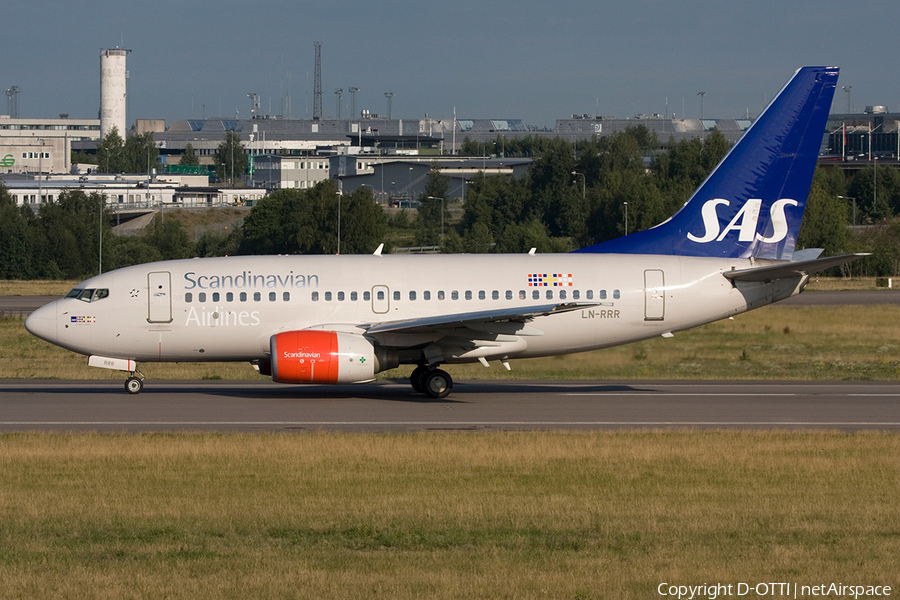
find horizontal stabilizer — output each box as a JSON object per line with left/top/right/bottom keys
{"left": 723, "top": 254, "right": 869, "bottom": 282}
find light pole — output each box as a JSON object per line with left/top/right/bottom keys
{"left": 427, "top": 196, "right": 444, "bottom": 238}
{"left": 571, "top": 171, "right": 585, "bottom": 200}
{"left": 697, "top": 91, "right": 706, "bottom": 120}
{"left": 842, "top": 86, "right": 852, "bottom": 113}
{"left": 873, "top": 156, "right": 877, "bottom": 214}
{"left": 838, "top": 196, "right": 857, "bottom": 226}
{"left": 623, "top": 201, "right": 628, "bottom": 236}
{"left": 98, "top": 194, "right": 103, "bottom": 274}
{"left": 336, "top": 179, "right": 342, "bottom": 255}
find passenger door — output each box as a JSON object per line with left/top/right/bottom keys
{"left": 147, "top": 271, "right": 173, "bottom": 323}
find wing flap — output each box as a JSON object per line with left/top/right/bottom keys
{"left": 364, "top": 302, "right": 597, "bottom": 336}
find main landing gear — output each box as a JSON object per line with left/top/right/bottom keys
{"left": 410, "top": 365, "right": 453, "bottom": 399}
{"left": 124, "top": 369, "right": 145, "bottom": 394}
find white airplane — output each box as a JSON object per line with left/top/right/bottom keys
{"left": 26, "top": 66, "right": 863, "bottom": 398}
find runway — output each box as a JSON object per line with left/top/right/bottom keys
{"left": 1, "top": 380, "right": 898, "bottom": 432}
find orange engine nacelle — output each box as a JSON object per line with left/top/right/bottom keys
{"left": 270, "top": 330, "right": 379, "bottom": 384}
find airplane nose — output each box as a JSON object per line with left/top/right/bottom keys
{"left": 24, "top": 301, "right": 58, "bottom": 343}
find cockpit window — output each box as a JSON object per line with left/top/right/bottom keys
{"left": 67, "top": 288, "right": 109, "bottom": 303}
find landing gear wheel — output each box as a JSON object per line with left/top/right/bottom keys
{"left": 422, "top": 369, "right": 452, "bottom": 399}
{"left": 125, "top": 376, "right": 143, "bottom": 395}
{"left": 410, "top": 365, "right": 429, "bottom": 393}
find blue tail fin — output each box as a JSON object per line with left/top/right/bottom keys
{"left": 574, "top": 66, "right": 839, "bottom": 259}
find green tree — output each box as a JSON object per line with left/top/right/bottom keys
{"left": 797, "top": 184, "right": 850, "bottom": 256}
{"left": 179, "top": 142, "right": 200, "bottom": 167}
{"left": 32, "top": 190, "right": 110, "bottom": 279}
{"left": 71, "top": 149, "right": 98, "bottom": 166}
{"left": 847, "top": 164, "right": 900, "bottom": 221}
{"left": 95, "top": 126, "right": 126, "bottom": 174}
{"left": 108, "top": 236, "right": 163, "bottom": 269}
{"left": 339, "top": 186, "right": 389, "bottom": 254}
{"left": 145, "top": 215, "right": 193, "bottom": 261}
{"left": 240, "top": 181, "right": 387, "bottom": 255}
{"left": 123, "top": 132, "right": 161, "bottom": 174}
{"left": 214, "top": 131, "right": 248, "bottom": 184}
{"left": 0, "top": 185, "right": 32, "bottom": 278}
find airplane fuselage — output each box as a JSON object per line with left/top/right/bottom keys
{"left": 28, "top": 253, "right": 804, "bottom": 365}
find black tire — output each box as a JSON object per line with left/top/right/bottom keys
{"left": 423, "top": 369, "right": 452, "bottom": 399}
{"left": 410, "top": 365, "right": 429, "bottom": 393}
{"left": 125, "top": 377, "right": 143, "bottom": 395}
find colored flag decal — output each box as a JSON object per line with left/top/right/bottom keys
{"left": 71, "top": 316, "right": 96, "bottom": 323}
{"left": 527, "top": 273, "right": 573, "bottom": 287}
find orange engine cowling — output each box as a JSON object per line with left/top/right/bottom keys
{"left": 270, "top": 330, "right": 378, "bottom": 384}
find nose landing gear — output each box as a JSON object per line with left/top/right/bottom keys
{"left": 125, "top": 369, "right": 145, "bottom": 394}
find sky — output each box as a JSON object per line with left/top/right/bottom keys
{"left": 4, "top": 0, "right": 899, "bottom": 129}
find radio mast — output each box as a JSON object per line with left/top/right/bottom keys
{"left": 313, "top": 41, "right": 323, "bottom": 120}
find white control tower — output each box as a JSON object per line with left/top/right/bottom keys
{"left": 100, "top": 48, "right": 131, "bottom": 138}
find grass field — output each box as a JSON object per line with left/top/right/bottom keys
{"left": 3, "top": 303, "right": 899, "bottom": 382}
{"left": 0, "top": 431, "right": 897, "bottom": 599}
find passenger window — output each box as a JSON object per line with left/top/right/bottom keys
{"left": 253, "top": 292, "right": 261, "bottom": 302}
{"left": 465, "top": 291, "right": 472, "bottom": 300}
{"left": 451, "top": 291, "right": 459, "bottom": 300}
{"left": 377, "top": 291, "right": 384, "bottom": 301}
{"left": 613, "top": 289, "right": 621, "bottom": 299}
{"left": 351, "top": 291, "right": 358, "bottom": 301}
{"left": 423, "top": 291, "right": 431, "bottom": 300}
{"left": 586, "top": 290, "right": 593, "bottom": 300}
{"left": 283, "top": 292, "right": 290, "bottom": 301}
{"left": 519, "top": 290, "right": 526, "bottom": 300}
{"left": 364, "top": 291, "right": 371, "bottom": 301}
{"left": 338, "top": 291, "right": 345, "bottom": 301}
{"left": 185, "top": 292, "right": 193, "bottom": 303}
{"left": 212, "top": 292, "right": 220, "bottom": 302}
{"left": 240, "top": 292, "right": 247, "bottom": 302}
{"left": 325, "top": 292, "right": 332, "bottom": 301}
{"left": 199, "top": 292, "right": 207, "bottom": 303}
{"left": 393, "top": 291, "right": 400, "bottom": 301}
{"left": 312, "top": 292, "right": 319, "bottom": 301}
{"left": 573, "top": 290, "right": 580, "bottom": 300}
{"left": 600, "top": 290, "right": 607, "bottom": 300}
{"left": 546, "top": 290, "right": 553, "bottom": 300}
{"left": 409, "top": 291, "right": 416, "bottom": 301}
{"left": 478, "top": 291, "right": 485, "bottom": 300}
{"left": 492, "top": 291, "right": 499, "bottom": 300}
{"left": 269, "top": 292, "right": 276, "bottom": 301}
{"left": 559, "top": 290, "right": 567, "bottom": 300}
{"left": 532, "top": 290, "right": 540, "bottom": 300}
{"left": 226, "top": 292, "right": 234, "bottom": 302}
{"left": 506, "top": 290, "right": 512, "bottom": 300}
{"left": 438, "top": 291, "right": 445, "bottom": 300}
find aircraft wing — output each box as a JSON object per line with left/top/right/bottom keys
{"left": 364, "top": 302, "right": 598, "bottom": 336}
{"left": 723, "top": 254, "right": 869, "bottom": 283}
